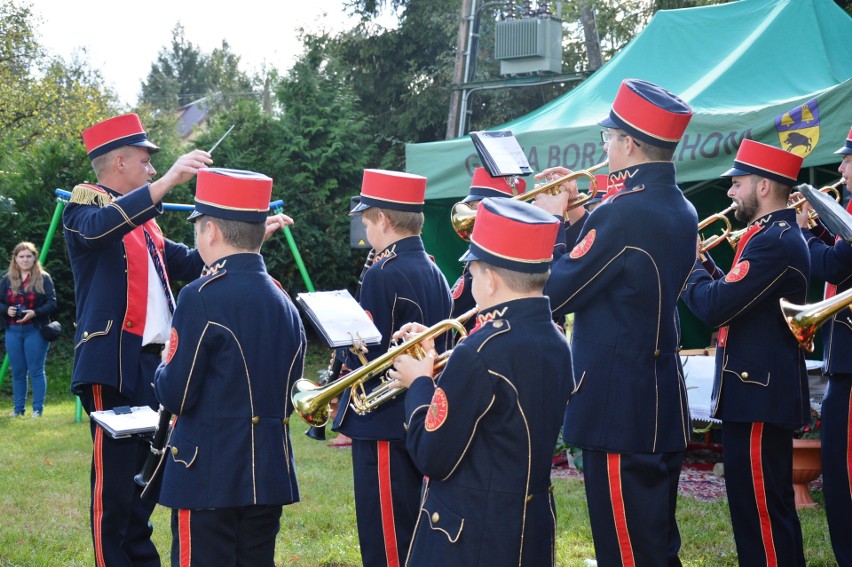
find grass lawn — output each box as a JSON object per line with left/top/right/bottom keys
{"left": 0, "top": 341, "right": 838, "bottom": 566}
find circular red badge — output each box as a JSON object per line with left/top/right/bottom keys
{"left": 165, "top": 328, "right": 179, "bottom": 365}
{"left": 425, "top": 387, "right": 449, "bottom": 432}
{"left": 570, "top": 229, "right": 596, "bottom": 259}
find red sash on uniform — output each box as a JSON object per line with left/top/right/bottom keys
{"left": 717, "top": 222, "right": 763, "bottom": 347}
{"left": 122, "top": 220, "right": 167, "bottom": 336}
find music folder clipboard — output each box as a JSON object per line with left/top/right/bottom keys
{"left": 296, "top": 290, "right": 383, "bottom": 349}
{"left": 90, "top": 406, "right": 160, "bottom": 439}
{"left": 800, "top": 183, "right": 852, "bottom": 242}
{"left": 469, "top": 130, "right": 532, "bottom": 177}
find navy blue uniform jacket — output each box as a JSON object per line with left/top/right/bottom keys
{"left": 545, "top": 162, "right": 698, "bottom": 453}
{"left": 683, "top": 209, "right": 810, "bottom": 426}
{"left": 63, "top": 184, "right": 203, "bottom": 398}
{"left": 803, "top": 226, "right": 852, "bottom": 374}
{"left": 333, "top": 236, "right": 452, "bottom": 441}
{"left": 403, "top": 297, "right": 572, "bottom": 566}
{"left": 151, "top": 253, "right": 306, "bottom": 509}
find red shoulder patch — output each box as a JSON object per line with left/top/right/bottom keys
{"left": 451, "top": 276, "right": 465, "bottom": 300}
{"left": 725, "top": 260, "right": 750, "bottom": 282}
{"left": 424, "top": 387, "right": 449, "bottom": 431}
{"left": 569, "top": 229, "right": 596, "bottom": 259}
{"left": 165, "top": 328, "right": 179, "bottom": 365}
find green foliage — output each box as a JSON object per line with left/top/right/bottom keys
{"left": 0, "top": 1, "right": 116, "bottom": 151}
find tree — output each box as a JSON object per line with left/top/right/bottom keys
{"left": 139, "top": 24, "right": 256, "bottom": 112}
{"left": 0, "top": 0, "right": 116, "bottom": 150}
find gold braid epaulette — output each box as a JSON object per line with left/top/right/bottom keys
{"left": 69, "top": 184, "right": 112, "bottom": 207}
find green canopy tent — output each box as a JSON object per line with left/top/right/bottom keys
{"left": 406, "top": 0, "right": 852, "bottom": 349}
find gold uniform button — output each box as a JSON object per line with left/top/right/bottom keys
{"left": 431, "top": 512, "right": 440, "bottom": 524}
{"left": 493, "top": 320, "right": 504, "bottom": 328}
{"left": 526, "top": 494, "right": 533, "bottom": 503}
{"left": 252, "top": 416, "right": 260, "bottom": 425}
{"left": 653, "top": 349, "right": 661, "bottom": 357}
{"left": 282, "top": 418, "right": 290, "bottom": 426}
{"left": 171, "top": 447, "right": 178, "bottom": 456}
{"left": 742, "top": 372, "right": 749, "bottom": 379}
{"left": 82, "top": 332, "right": 89, "bottom": 339}
{"left": 126, "top": 321, "right": 133, "bottom": 328}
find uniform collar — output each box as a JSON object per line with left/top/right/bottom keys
{"left": 609, "top": 161, "right": 677, "bottom": 191}
{"left": 202, "top": 252, "right": 266, "bottom": 275}
{"left": 748, "top": 207, "right": 797, "bottom": 229}
{"left": 475, "top": 296, "right": 552, "bottom": 328}
{"left": 375, "top": 235, "right": 424, "bottom": 260}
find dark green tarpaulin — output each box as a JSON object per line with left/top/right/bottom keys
{"left": 405, "top": 0, "right": 852, "bottom": 349}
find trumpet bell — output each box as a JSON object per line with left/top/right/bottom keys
{"left": 450, "top": 201, "right": 477, "bottom": 242}
{"left": 291, "top": 378, "right": 332, "bottom": 427}
{"left": 780, "top": 286, "right": 852, "bottom": 352}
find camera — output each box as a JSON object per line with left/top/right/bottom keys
{"left": 14, "top": 305, "right": 26, "bottom": 320}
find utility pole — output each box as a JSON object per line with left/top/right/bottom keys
{"left": 446, "top": 0, "right": 474, "bottom": 140}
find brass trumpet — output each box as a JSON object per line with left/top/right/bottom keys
{"left": 789, "top": 180, "right": 844, "bottom": 229}
{"left": 450, "top": 162, "right": 608, "bottom": 241}
{"left": 291, "top": 308, "right": 478, "bottom": 426}
{"left": 780, "top": 287, "right": 852, "bottom": 352}
{"left": 698, "top": 203, "right": 737, "bottom": 253}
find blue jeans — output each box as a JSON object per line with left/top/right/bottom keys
{"left": 4, "top": 324, "right": 50, "bottom": 414}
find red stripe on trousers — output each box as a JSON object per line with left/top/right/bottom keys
{"left": 607, "top": 454, "right": 635, "bottom": 567}
{"left": 377, "top": 441, "right": 400, "bottom": 567}
{"left": 750, "top": 423, "right": 778, "bottom": 566}
{"left": 178, "top": 509, "right": 192, "bottom": 567}
{"left": 92, "top": 385, "right": 106, "bottom": 567}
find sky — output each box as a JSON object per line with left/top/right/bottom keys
{"left": 32, "top": 0, "right": 391, "bottom": 107}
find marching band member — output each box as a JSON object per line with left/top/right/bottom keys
{"left": 795, "top": 125, "right": 852, "bottom": 566}
{"left": 331, "top": 169, "right": 452, "bottom": 567}
{"left": 545, "top": 79, "right": 697, "bottom": 566}
{"left": 150, "top": 168, "right": 304, "bottom": 566}
{"left": 389, "top": 197, "right": 573, "bottom": 566}
{"left": 682, "top": 139, "right": 809, "bottom": 566}
{"left": 64, "top": 113, "right": 212, "bottom": 566}
{"left": 450, "top": 168, "right": 526, "bottom": 331}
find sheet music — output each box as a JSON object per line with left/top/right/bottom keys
{"left": 469, "top": 130, "right": 532, "bottom": 177}
{"left": 800, "top": 183, "right": 852, "bottom": 242}
{"left": 90, "top": 406, "right": 160, "bottom": 439}
{"left": 296, "top": 290, "right": 382, "bottom": 348}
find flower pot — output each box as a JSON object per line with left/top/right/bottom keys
{"left": 791, "top": 438, "right": 821, "bottom": 509}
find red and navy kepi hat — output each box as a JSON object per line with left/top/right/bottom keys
{"left": 351, "top": 169, "right": 427, "bottom": 213}
{"left": 459, "top": 198, "right": 559, "bottom": 273}
{"left": 722, "top": 139, "right": 802, "bottom": 186}
{"left": 835, "top": 126, "right": 852, "bottom": 155}
{"left": 461, "top": 167, "right": 527, "bottom": 204}
{"left": 187, "top": 168, "right": 272, "bottom": 223}
{"left": 81, "top": 113, "right": 160, "bottom": 161}
{"left": 599, "top": 79, "right": 693, "bottom": 149}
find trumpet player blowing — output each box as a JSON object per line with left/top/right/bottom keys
{"left": 682, "top": 139, "right": 810, "bottom": 566}
{"left": 543, "top": 79, "right": 697, "bottom": 566}
{"left": 792, "top": 125, "right": 852, "bottom": 566}
{"left": 148, "top": 168, "right": 304, "bottom": 566}
{"left": 331, "top": 169, "right": 452, "bottom": 567}
{"left": 389, "top": 198, "right": 573, "bottom": 566}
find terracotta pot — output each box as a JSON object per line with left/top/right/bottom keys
{"left": 791, "top": 438, "right": 821, "bottom": 509}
